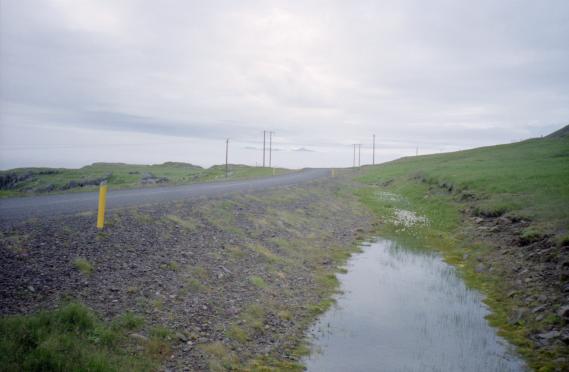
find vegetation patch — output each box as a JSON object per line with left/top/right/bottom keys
{"left": 73, "top": 257, "right": 93, "bottom": 275}
{"left": 0, "top": 303, "right": 158, "bottom": 371}
{"left": 249, "top": 275, "right": 268, "bottom": 289}
{"left": 199, "top": 342, "right": 239, "bottom": 371}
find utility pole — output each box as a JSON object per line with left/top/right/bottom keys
{"left": 353, "top": 144, "right": 356, "bottom": 167}
{"left": 416, "top": 145, "right": 419, "bottom": 156}
{"left": 358, "top": 144, "right": 361, "bottom": 167}
{"left": 225, "top": 138, "right": 229, "bottom": 178}
{"left": 269, "top": 131, "right": 273, "bottom": 167}
{"left": 372, "top": 134, "right": 376, "bottom": 165}
{"left": 262, "top": 131, "right": 266, "bottom": 167}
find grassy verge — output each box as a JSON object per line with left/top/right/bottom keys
{"left": 0, "top": 162, "right": 293, "bottom": 198}
{"left": 0, "top": 303, "right": 169, "bottom": 371}
{"left": 355, "top": 135, "right": 569, "bottom": 370}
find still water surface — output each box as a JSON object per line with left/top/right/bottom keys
{"left": 303, "top": 238, "right": 525, "bottom": 372}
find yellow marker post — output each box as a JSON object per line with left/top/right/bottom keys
{"left": 331, "top": 169, "right": 336, "bottom": 177}
{"left": 272, "top": 168, "right": 276, "bottom": 176}
{"left": 97, "top": 181, "right": 108, "bottom": 229}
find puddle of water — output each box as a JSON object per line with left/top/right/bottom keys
{"left": 303, "top": 238, "right": 526, "bottom": 372}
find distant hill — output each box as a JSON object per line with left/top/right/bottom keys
{"left": 546, "top": 124, "right": 569, "bottom": 138}
{"left": 0, "top": 162, "right": 292, "bottom": 197}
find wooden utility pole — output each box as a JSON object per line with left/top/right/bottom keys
{"left": 225, "top": 138, "right": 229, "bottom": 178}
{"left": 353, "top": 144, "right": 356, "bottom": 167}
{"left": 269, "top": 131, "right": 273, "bottom": 167}
{"left": 358, "top": 144, "right": 361, "bottom": 167}
{"left": 372, "top": 134, "right": 376, "bottom": 165}
{"left": 262, "top": 131, "right": 266, "bottom": 167}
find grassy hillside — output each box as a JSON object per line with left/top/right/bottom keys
{"left": 360, "top": 136, "right": 569, "bottom": 236}
{"left": 356, "top": 133, "right": 569, "bottom": 370}
{"left": 0, "top": 162, "right": 293, "bottom": 198}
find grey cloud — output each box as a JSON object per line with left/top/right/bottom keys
{"left": 1, "top": 0, "right": 568, "bottom": 168}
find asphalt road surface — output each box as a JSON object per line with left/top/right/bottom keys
{"left": 0, "top": 168, "right": 329, "bottom": 223}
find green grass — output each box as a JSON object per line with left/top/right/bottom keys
{"left": 0, "top": 162, "right": 294, "bottom": 198}
{"left": 249, "top": 275, "right": 268, "bottom": 289}
{"left": 0, "top": 303, "right": 156, "bottom": 371}
{"left": 199, "top": 342, "right": 239, "bottom": 371}
{"left": 73, "top": 257, "right": 93, "bottom": 276}
{"left": 359, "top": 137, "right": 569, "bottom": 235}
{"left": 356, "top": 135, "right": 569, "bottom": 369}
{"left": 112, "top": 312, "right": 144, "bottom": 331}
{"left": 225, "top": 324, "right": 248, "bottom": 343}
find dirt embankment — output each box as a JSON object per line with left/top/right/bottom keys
{"left": 0, "top": 180, "right": 373, "bottom": 370}
{"left": 462, "top": 211, "right": 569, "bottom": 367}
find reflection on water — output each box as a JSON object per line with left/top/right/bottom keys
{"left": 303, "top": 238, "right": 525, "bottom": 372}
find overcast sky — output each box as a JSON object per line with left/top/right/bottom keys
{"left": 1, "top": 0, "right": 568, "bottom": 169}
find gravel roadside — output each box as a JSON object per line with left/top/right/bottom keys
{"left": 1, "top": 179, "right": 374, "bottom": 370}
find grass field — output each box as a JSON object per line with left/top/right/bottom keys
{"left": 359, "top": 135, "right": 569, "bottom": 237}
{"left": 0, "top": 162, "right": 293, "bottom": 198}
{"left": 356, "top": 131, "right": 569, "bottom": 370}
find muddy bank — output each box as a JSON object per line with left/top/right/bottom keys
{"left": 0, "top": 180, "right": 373, "bottom": 370}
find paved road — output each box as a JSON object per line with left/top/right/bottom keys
{"left": 0, "top": 168, "right": 329, "bottom": 223}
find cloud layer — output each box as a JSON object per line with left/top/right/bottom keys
{"left": 1, "top": 0, "right": 568, "bottom": 168}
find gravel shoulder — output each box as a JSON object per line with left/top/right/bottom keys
{"left": 0, "top": 178, "right": 373, "bottom": 370}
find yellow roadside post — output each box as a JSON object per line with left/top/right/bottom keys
{"left": 272, "top": 168, "right": 276, "bottom": 176}
{"left": 96, "top": 181, "right": 108, "bottom": 229}
{"left": 331, "top": 169, "right": 335, "bottom": 177}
